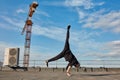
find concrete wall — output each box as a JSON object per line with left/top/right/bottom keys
{"left": 1, "top": 66, "right": 120, "bottom": 72}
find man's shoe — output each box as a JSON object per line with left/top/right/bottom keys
{"left": 67, "top": 25, "right": 71, "bottom": 30}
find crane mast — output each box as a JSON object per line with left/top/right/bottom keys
{"left": 21, "top": 2, "right": 38, "bottom": 68}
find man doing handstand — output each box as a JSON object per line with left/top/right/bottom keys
{"left": 46, "top": 25, "right": 80, "bottom": 76}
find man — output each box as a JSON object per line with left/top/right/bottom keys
{"left": 46, "top": 25, "right": 80, "bottom": 76}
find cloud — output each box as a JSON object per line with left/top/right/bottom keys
{"left": 0, "top": 16, "right": 24, "bottom": 31}
{"left": 0, "top": 15, "right": 102, "bottom": 54}
{"left": 32, "top": 24, "right": 102, "bottom": 54}
{"left": 32, "top": 25, "right": 66, "bottom": 41}
{"left": 41, "top": 1, "right": 65, "bottom": 6}
{"left": 65, "top": 0, "right": 120, "bottom": 33}
{"left": 81, "top": 10, "right": 120, "bottom": 33}
{"left": 16, "top": 9, "right": 26, "bottom": 14}
{"left": 1, "top": 15, "right": 119, "bottom": 61}
{"left": 65, "top": 0, "right": 94, "bottom": 9}
{"left": 0, "top": 16, "right": 65, "bottom": 41}
{"left": 65, "top": 0, "right": 104, "bottom": 9}
{"left": 104, "top": 40, "right": 120, "bottom": 51}
{"left": 40, "top": 0, "right": 104, "bottom": 9}
{"left": 76, "top": 8, "right": 88, "bottom": 21}
{"left": 84, "top": 40, "right": 120, "bottom": 59}
{"left": 36, "top": 10, "right": 50, "bottom": 17}
{"left": 96, "top": 2, "right": 105, "bottom": 6}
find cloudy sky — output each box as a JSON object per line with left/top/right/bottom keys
{"left": 0, "top": 0, "right": 120, "bottom": 65}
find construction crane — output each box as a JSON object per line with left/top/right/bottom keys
{"left": 21, "top": 2, "right": 38, "bottom": 68}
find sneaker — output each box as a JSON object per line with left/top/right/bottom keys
{"left": 67, "top": 25, "right": 71, "bottom": 30}
{"left": 45, "top": 60, "right": 48, "bottom": 67}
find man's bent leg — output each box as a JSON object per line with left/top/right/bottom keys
{"left": 48, "top": 52, "right": 64, "bottom": 62}
{"left": 46, "top": 51, "right": 65, "bottom": 67}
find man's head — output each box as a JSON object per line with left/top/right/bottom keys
{"left": 75, "top": 63, "right": 80, "bottom": 68}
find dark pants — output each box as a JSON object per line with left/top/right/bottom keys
{"left": 48, "top": 26, "right": 70, "bottom": 62}
{"left": 47, "top": 26, "right": 79, "bottom": 69}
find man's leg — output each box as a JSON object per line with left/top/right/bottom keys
{"left": 63, "top": 25, "right": 71, "bottom": 50}
{"left": 46, "top": 25, "right": 71, "bottom": 67}
{"left": 46, "top": 51, "right": 65, "bottom": 67}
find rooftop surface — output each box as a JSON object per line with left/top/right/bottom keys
{"left": 0, "top": 68, "right": 120, "bottom": 80}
